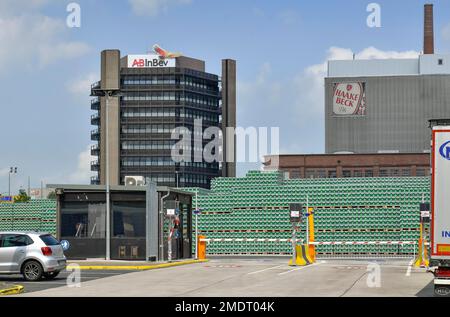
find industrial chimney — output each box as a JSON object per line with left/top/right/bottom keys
{"left": 424, "top": 4, "right": 434, "bottom": 54}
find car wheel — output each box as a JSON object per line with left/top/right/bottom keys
{"left": 43, "top": 271, "right": 60, "bottom": 280}
{"left": 22, "top": 260, "right": 44, "bottom": 282}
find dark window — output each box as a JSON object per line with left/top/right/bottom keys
{"left": 416, "top": 168, "right": 426, "bottom": 176}
{"left": 438, "top": 59, "right": 444, "bottom": 65}
{"left": 343, "top": 170, "right": 351, "bottom": 178}
{"left": 290, "top": 171, "right": 301, "bottom": 179}
{"left": 354, "top": 170, "right": 363, "bottom": 178}
{"left": 365, "top": 170, "right": 374, "bottom": 177}
{"left": 391, "top": 169, "right": 400, "bottom": 177}
{"left": 316, "top": 170, "right": 326, "bottom": 178}
{"left": 113, "top": 201, "right": 146, "bottom": 238}
{"left": 402, "top": 169, "right": 411, "bottom": 177}
{"left": 328, "top": 170, "right": 337, "bottom": 178}
{"left": 379, "top": 169, "right": 388, "bottom": 177}
{"left": 305, "top": 170, "right": 314, "bottom": 179}
{"left": 0, "top": 234, "right": 33, "bottom": 247}
{"left": 61, "top": 202, "right": 106, "bottom": 238}
{"left": 40, "top": 234, "right": 60, "bottom": 246}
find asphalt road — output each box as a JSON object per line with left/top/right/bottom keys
{"left": 0, "top": 270, "right": 138, "bottom": 294}
{"left": 17, "top": 258, "right": 435, "bottom": 297}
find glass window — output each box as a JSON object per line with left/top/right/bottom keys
{"left": 379, "top": 169, "right": 388, "bottom": 177}
{"left": 316, "top": 170, "right": 326, "bottom": 178}
{"left": 0, "top": 234, "right": 34, "bottom": 247}
{"left": 328, "top": 170, "right": 337, "bottom": 178}
{"left": 113, "top": 202, "right": 146, "bottom": 238}
{"left": 40, "top": 234, "right": 60, "bottom": 246}
{"left": 61, "top": 202, "right": 106, "bottom": 238}
{"left": 402, "top": 169, "right": 411, "bottom": 177}
{"left": 290, "top": 171, "right": 301, "bottom": 179}
{"left": 305, "top": 170, "right": 314, "bottom": 179}
{"left": 343, "top": 170, "right": 352, "bottom": 178}
{"left": 365, "top": 170, "right": 373, "bottom": 177}
{"left": 354, "top": 170, "right": 363, "bottom": 178}
{"left": 416, "top": 168, "right": 426, "bottom": 176}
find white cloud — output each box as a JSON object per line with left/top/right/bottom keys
{"left": 129, "top": 0, "right": 192, "bottom": 17}
{"left": 0, "top": 0, "right": 54, "bottom": 16}
{"left": 67, "top": 72, "right": 98, "bottom": 96}
{"left": 443, "top": 23, "right": 450, "bottom": 41}
{"left": 67, "top": 145, "right": 93, "bottom": 184}
{"left": 0, "top": 168, "right": 9, "bottom": 177}
{"left": 0, "top": 13, "right": 90, "bottom": 71}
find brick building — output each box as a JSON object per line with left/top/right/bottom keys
{"left": 263, "top": 153, "right": 430, "bottom": 179}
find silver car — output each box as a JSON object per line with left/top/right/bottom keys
{"left": 0, "top": 232, "right": 67, "bottom": 281}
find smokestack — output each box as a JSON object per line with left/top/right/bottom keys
{"left": 424, "top": 4, "right": 434, "bottom": 54}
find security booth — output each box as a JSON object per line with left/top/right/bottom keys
{"left": 50, "top": 183, "right": 193, "bottom": 261}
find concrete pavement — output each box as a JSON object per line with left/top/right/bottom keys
{"left": 19, "top": 258, "right": 434, "bottom": 297}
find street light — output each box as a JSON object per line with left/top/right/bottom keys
{"left": 8, "top": 167, "right": 17, "bottom": 197}
{"left": 91, "top": 87, "right": 121, "bottom": 261}
{"left": 175, "top": 171, "right": 179, "bottom": 188}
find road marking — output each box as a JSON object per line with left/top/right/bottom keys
{"left": 247, "top": 265, "right": 284, "bottom": 275}
{"left": 406, "top": 259, "right": 414, "bottom": 277}
{"left": 278, "top": 262, "right": 321, "bottom": 276}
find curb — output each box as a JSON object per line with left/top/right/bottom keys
{"left": 66, "top": 259, "right": 209, "bottom": 270}
{"left": 0, "top": 285, "right": 24, "bottom": 296}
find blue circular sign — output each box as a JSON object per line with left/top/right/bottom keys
{"left": 439, "top": 141, "right": 450, "bottom": 161}
{"left": 60, "top": 240, "right": 70, "bottom": 251}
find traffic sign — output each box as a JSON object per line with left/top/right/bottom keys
{"left": 60, "top": 240, "right": 70, "bottom": 251}
{"left": 193, "top": 209, "right": 201, "bottom": 215}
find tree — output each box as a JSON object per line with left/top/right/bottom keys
{"left": 47, "top": 191, "right": 56, "bottom": 200}
{"left": 14, "top": 189, "right": 31, "bottom": 203}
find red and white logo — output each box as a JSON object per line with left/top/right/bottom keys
{"left": 333, "top": 82, "right": 366, "bottom": 116}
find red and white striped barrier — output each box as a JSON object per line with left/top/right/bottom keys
{"left": 199, "top": 238, "right": 425, "bottom": 245}
{"left": 310, "top": 241, "right": 417, "bottom": 245}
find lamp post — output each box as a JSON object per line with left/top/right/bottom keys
{"left": 8, "top": 167, "right": 17, "bottom": 197}
{"left": 91, "top": 87, "right": 121, "bottom": 261}
{"left": 175, "top": 171, "right": 179, "bottom": 188}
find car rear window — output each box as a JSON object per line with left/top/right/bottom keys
{"left": 40, "top": 234, "right": 60, "bottom": 246}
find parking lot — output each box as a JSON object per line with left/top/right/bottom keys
{"left": 0, "top": 269, "right": 138, "bottom": 294}
{"left": 12, "top": 257, "right": 435, "bottom": 297}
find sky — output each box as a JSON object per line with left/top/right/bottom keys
{"left": 1, "top": 0, "right": 450, "bottom": 194}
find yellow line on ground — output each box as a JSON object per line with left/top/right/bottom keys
{"left": 0, "top": 285, "right": 24, "bottom": 296}
{"left": 66, "top": 259, "right": 209, "bottom": 270}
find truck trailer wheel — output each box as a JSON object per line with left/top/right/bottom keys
{"left": 434, "top": 285, "right": 450, "bottom": 297}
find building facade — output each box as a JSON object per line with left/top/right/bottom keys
{"left": 90, "top": 50, "right": 236, "bottom": 189}
{"left": 325, "top": 56, "right": 450, "bottom": 154}
{"left": 325, "top": 4, "right": 450, "bottom": 154}
{"left": 263, "top": 153, "right": 430, "bottom": 179}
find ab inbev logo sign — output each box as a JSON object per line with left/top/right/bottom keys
{"left": 127, "top": 54, "right": 175, "bottom": 68}
{"left": 333, "top": 82, "right": 366, "bottom": 116}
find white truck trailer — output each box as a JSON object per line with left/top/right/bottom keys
{"left": 430, "top": 122, "right": 450, "bottom": 297}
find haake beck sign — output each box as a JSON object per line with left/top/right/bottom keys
{"left": 127, "top": 54, "right": 176, "bottom": 68}
{"left": 333, "top": 82, "right": 366, "bottom": 116}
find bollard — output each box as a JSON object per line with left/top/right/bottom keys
{"left": 288, "top": 244, "right": 312, "bottom": 266}
{"left": 198, "top": 235, "right": 207, "bottom": 260}
{"left": 308, "top": 208, "right": 316, "bottom": 262}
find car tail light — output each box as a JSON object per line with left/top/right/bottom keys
{"left": 435, "top": 268, "right": 450, "bottom": 278}
{"left": 41, "top": 246, "right": 52, "bottom": 256}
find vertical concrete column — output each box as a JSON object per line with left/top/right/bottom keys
{"left": 146, "top": 180, "right": 158, "bottom": 261}
{"left": 221, "top": 59, "right": 236, "bottom": 177}
{"left": 99, "top": 50, "right": 121, "bottom": 185}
